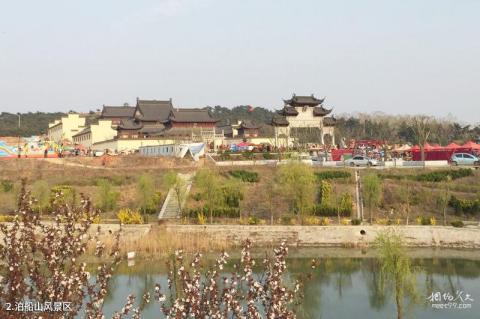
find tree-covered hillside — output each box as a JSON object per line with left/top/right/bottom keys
{"left": 0, "top": 112, "right": 99, "bottom": 137}
{"left": 0, "top": 112, "right": 66, "bottom": 136}
{"left": 0, "top": 108, "right": 478, "bottom": 145}
{"left": 206, "top": 105, "right": 276, "bottom": 125}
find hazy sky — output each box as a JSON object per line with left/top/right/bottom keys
{"left": 0, "top": 0, "right": 479, "bottom": 123}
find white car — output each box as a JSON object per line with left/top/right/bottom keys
{"left": 345, "top": 155, "right": 378, "bottom": 167}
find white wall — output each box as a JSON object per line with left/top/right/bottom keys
{"left": 92, "top": 138, "right": 176, "bottom": 152}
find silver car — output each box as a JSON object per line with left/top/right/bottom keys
{"left": 345, "top": 155, "right": 379, "bottom": 167}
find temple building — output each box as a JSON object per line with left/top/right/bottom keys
{"left": 271, "top": 94, "right": 336, "bottom": 147}
{"left": 99, "top": 105, "right": 135, "bottom": 127}
{"left": 115, "top": 98, "right": 218, "bottom": 139}
{"left": 216, "top": 120, "right": 263, "bottom": 139}
{"left": 116, "top": 99, "right": 174, "bottom": 139}
{"left": 237, "top": 120, "right": 262, "bottom": 138}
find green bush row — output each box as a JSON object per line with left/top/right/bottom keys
{"left": 229, "top": 170, "right": 259, "bottom": 183}
{"left": 315, "top": 170, "right": 351, "bottom": 180}
{"left": 380, "top": 168, "right": 473, "bottom": 182}
{"left": 449, "top": 195, "right": 480, "bottom": 215}
{"left": 415, "top": 168, "right": 473, "bottom": 182}
{"left": 184, "top": 207, "right": 240, "bottom": 218}
{"left": 312, "top": 204, "right": 352, "bottom": 217}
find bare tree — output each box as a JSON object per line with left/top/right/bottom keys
{"left": 410, "top": 115, "right": 433, "bottom": 162}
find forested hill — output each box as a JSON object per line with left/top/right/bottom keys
{"left": 0, "top": 108, "right": 478, "bottom": 145}
{"left": 0, "top": 111, "right": 99, "bottom": 137}
{"left": 206, "top": 105, "right": 276, "bottom": 126}
{"left": 0, "top": 112, "right": 66, "bottom": 136}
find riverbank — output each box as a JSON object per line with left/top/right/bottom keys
{"left": 86, "top": 224, "right": 480, "bottom": 258}
{"left": 163, "top": 224, "right": 480, "bottom": 249}
{"left": 3, "top": 223, "right": 479, "bottom": 257}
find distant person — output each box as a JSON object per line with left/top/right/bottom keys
{"left": 44, "top": 148, "right": 48, "bottom": 158}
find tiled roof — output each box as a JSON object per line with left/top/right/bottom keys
{"left": 313, "top": 106, "right": 332, "bottom": 116}
{"left": 169, "top": 108, "right": 217, "bottom": 123}
{"left": 271, "top": 116, "right": 289, "bottom": 126}
{"left": 139, "top": 124, "right": 165, "bottom": 134}
{"left": 278, "top": 107, "right": 299, "bottom": 116}
{"left": 100, "top": 106, "right": 135, "bottom": 118}
{"left": 117, "top": 119, "right": 143, "bottom": 130}
{"left": 284, "top": 94, "right": 324, "bottom": 106}
{"left": 239, "top": 120, "right": 262, "bottom": 129}
{"left": 136, "top": 99, "right": 173, "bottom": 122}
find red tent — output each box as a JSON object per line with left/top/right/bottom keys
{"left": 445, "top": 142, "right": 460, "bottom": 150}
{"left": 423, "top": 143, "right": 435, "bottom": 150}
{"left": 411, "top": 143, "right": 450, "bottom": 161}
{"left": 462, "top": 141, "right": 480, "bottom": 150}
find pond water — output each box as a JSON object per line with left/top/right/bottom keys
{"left": 96, "top": 249, "right": 480, "bottom": 319}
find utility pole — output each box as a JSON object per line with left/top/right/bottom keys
{"left": 17, "top": 113, "right": 21, "bottom": 158}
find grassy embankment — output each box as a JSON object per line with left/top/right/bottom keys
{"left": 1, "top": 158, "right": 479, "bottom": 225}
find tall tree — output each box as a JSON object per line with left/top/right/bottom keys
{"left": 410, "top": 115, "right": 433, "bottom": 162}
{"left": 137, "top": 174, "right": 156, "bottom": 217}
{"left": 362, "top": 173, "right": 382, "bottom": 224}
{"left": 194, "top": 168, "right": 223, "bottom": 224}
{"left": 375, "top": 231, "right": 420, "bottom": 319}
{"left": 436, "top": 176, "right": 451, "bottom": 226}
{"left": 275, "top": 162, "right": 316, "bottom": 223}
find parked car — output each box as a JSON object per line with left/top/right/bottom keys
{"left": 450, "top": 153, "right": 480, "bottom": 166}
{"left": 345, "top": 155, "right": 379, "bottom": 167}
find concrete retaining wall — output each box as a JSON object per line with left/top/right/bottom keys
{"left": 164, "top": 225, "right": 480, "bottom": 249}
{"left": 5, "top": 223, "right": 477, "bottom": 249}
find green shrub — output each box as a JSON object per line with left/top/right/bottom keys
{"left": 50, "top": 185, "right": 77, "bottom": 206}
{"left": 315, "top": 171, "right": 351, "bottom": 180}
{"left": 381, "top": 168, "right": 473, "bottom": 183}
{"left": 247, "top": 216, "right": 260, "bottom": 225}
{"left": 415, "top": 169, "right": 472, "bottom": 182}
{"left": 262, "top": 152, "right": 272, "bottom": 160}
{"left": 419, "top": 216, "right": 432, "bottom": 225}
{"left": 0, "top": 180, "right": 14, "bottom": 193}
{"left": 318, "top": 180, "right": 332, "bottom": 205}
{"left": 96, "top": 179, "right": 120, "bottom": 212}
{"left": 184, "top": 207, "right": 240, "bottom": 218}
{"left": 448, "top": 195, "right": 480, "bottom": 215}
{"left": 229, "top": 170, "right": 259, "bottom": 183}
{"left": 351, "top": 218, "right": 362, "bottom": 225}
{"left": 340, "top": 193, "right": 353, "bottom": 216}
{"left": 312, "top": 204, "right": 351, "bottom": 217}
{"left": 223, "top": 186, "right": 243, "bottom": 207}
{"left": 451, "top": 220, "right": 464, "bottom": 228}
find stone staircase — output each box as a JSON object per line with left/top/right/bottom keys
{"left": 158, "top": 173, "right": 194, "bottom": 220}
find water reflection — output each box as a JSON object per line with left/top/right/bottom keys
{"left": 96, "top": 253, "right": 480, "bottom": 319}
